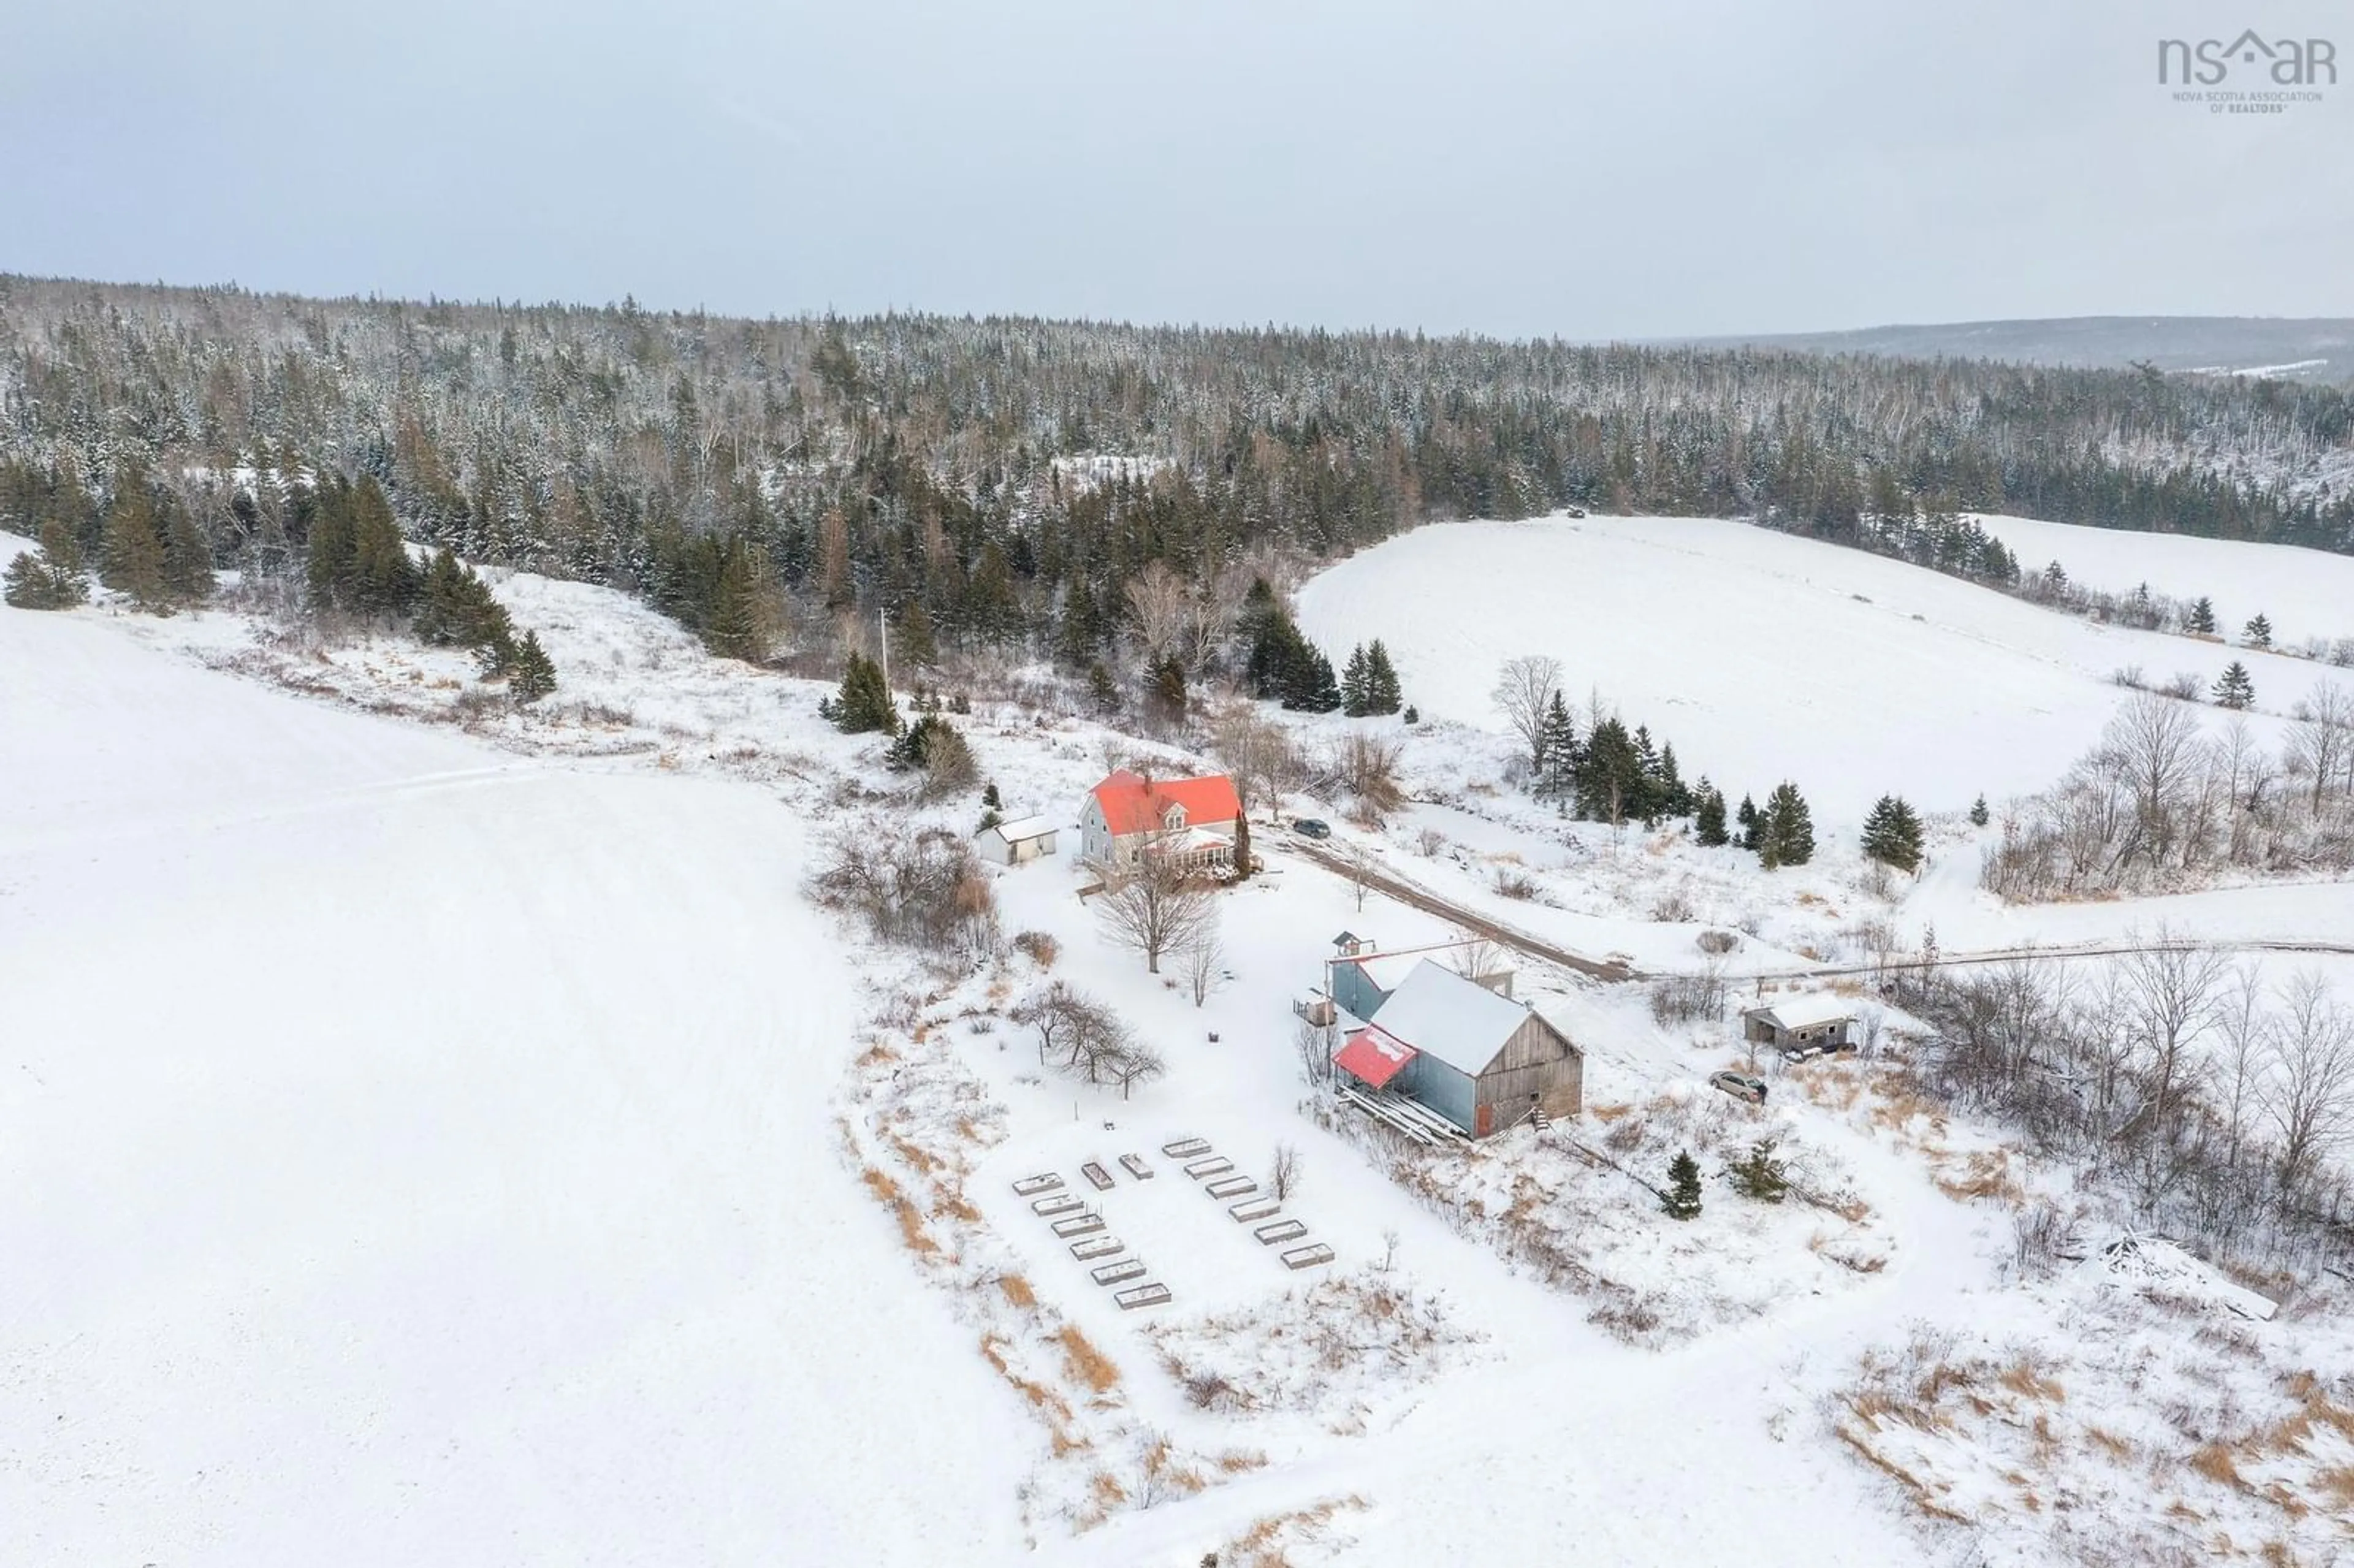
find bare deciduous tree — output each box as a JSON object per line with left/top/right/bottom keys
{"left": 1269, "top": 1142, "right": 1301, "bottom": 1201}
{"left": 2120, "top": 931, "right": 2229, "bottom": 1198}
{"left": 1182, "top": 927, "right": 1226, "bottom": 1007}
{"left": 2265, "top": 970, "right": 2354, "bottom": 1201}
{"left": 1124, "top": 560, "right": 1193, "bottom": 666}
{"left": 1091, "top": 839, "right": 1219, "bottom": 974}
{"left": 1492, "top": 655, "right": 1563, "bottom": 771}
{"left": 2289, "top": 683, "right": 2354, "bottom": 815}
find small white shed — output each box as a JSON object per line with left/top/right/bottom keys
{"left": 977, "top": 815, "right": 1059, "bottom": 866}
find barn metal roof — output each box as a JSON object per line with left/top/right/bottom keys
{"left": 1365, "top": 960, "right": 1536, "bottom": 1077}
{"left": 1335, "top": 1026, "right": 1417, "bottom": 1089}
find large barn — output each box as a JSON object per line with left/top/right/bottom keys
{"left": 1332, "top": 959, "right": 1582, "bottom": 1137}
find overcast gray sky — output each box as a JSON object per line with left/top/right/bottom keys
{"left": 3, "top": 0, "right": 2348, "bottom": 338}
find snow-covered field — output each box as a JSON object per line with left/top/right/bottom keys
{"left": 0, "top": 591, "right": 1029, "bottom": 1564}
{"left": 11, "top": 516, "right": 2354, "bottom": 1567}
{"left": 1297, "top": 514, "right": 2354, "bottom": 821}
{"left": 1971, "top": 511, "right": 2354, "bottom": 649}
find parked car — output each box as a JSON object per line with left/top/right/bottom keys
{"left": 1290, "top": 818, "right": 1332, "bottom": 840}
{"left": 1709, "top": 1070, "right": 1769, "bottom": 1105}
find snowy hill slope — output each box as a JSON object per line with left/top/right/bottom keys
{"left": 1969, "top": 512, "right": 2354, "bottom": 650}
{"left": 1297, "top": 515, "right": 2354, "bottom": 821}
{"left": 0, "top": 585, "right": 1029, "bottom": 1564}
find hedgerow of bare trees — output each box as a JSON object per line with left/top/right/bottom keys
{"left": 1984, "top": 689, "right": 2354, "bottom": 898}
{"left": 1890, "top": 941, "right": 2354, "bottom": 1269}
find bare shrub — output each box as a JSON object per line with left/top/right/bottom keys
{"left": 1493, "top": 867, "right": 1542, "bottom": 900}
{"left": 1696, "top": 929, "right": 1740, "bottom": 956}
{"left": 809, "top": 824, "right": 999, "bottom": 956}
{"left": 1012, "top": 929, "right": 1059, "bottom": 968}
{"left": 1649, "top": 888, "right": 1696, "bottom": 923}
{"left": 1648, "top": 966, "right": 1726, "bottom": 1026}
{"left": 1321, "top": 731, "right": 1406, "bottom": 820}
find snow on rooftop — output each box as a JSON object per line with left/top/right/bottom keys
{"left": 985, "top": 814, "right": 1056, "bottom": 841}
{"left": 1368, "top": 959, "right": 1537, "bottom": 1076}
{"left": 1746, "top": 991, "right": 1859, "bottom": 1031}
{"left": 1340, "top": 951, "right": 1422, "bottom": 994}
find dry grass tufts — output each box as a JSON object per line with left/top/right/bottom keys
{"left": 2190, "top": 1442, "right": 2247, "bottom": 1490}
{"left": 997, "top": 1274, "right": 1037, "bottom": 1310}
{"left": 1834, "top": 1426, "right": 1971, "bottom": 1523}
{"left": 1998, "top": 1356, "right": 2066, "bottom": 1404}
{"left": 860, "top": 1166, "right": 941, "bottom": 1258}
{"left": 1056, "top": 1325, "right": 1122, "bottom": 1396}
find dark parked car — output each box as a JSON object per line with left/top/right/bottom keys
{"left": 1291, "top": 818, "right": 1332, "bottom": 840}
{"left": 1708, "top": 1070, "right": 1769, "bottom": 1105}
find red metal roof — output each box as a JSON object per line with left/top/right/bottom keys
{"left": 1335, "top": 1026, "right": 1417, "bottom": 1090}
{"left": 1089, "top": 770, "right": 1241, "bottom": 837}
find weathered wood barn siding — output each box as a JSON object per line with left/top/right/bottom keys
{"left": 1469, "top": 1014, "right": 1583, "bottom": 1136}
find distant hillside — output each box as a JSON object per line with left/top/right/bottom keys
{"left": 1680, "top": 317, "right": 2354, "bottom": 384}
{"left": 2, "top": 275, "right": 2352, "bottom": 674}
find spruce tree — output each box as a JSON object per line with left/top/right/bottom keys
{"left": 2213, "top": 660, "right": 2255, "bottom": 710}
{"left": 2243, "top": 612, "right": 2272, "bottom": 650}
{"left": 2187, "top": 596, "right": 2217, "bottom": 635}
{"left": 1148, "top": 654, "right": 1188, "bottom": 728}
{"left": 1534, "top": 692, "right": 1579, "bottom": 809}
{"left": 705, "top": 543, "right": 772, "bottom": 662}
{"left": 1694, "top": 786, "right": 1729, "bottom": 847}
{"left": 3, "top": 519, "right": 89, "bottom": 610}
{"left": 508, "top": 630, "right": 558, "bottom": 703}
{"left": 348, "top": 478, "right": 417, "bottom": 618}
{"left": 100, "top": 480, "right": 169, "bottom": 611}
{"left": 1968, "top": 793, "right": 1990, "bottom": 828}
{"left": 831, "top": 652, "right": 899, "bottom": 734}
{"left": 1736, "top": 793, "right": 1761, "bottom": 852}
{"left": 1727, "top": 1139, "right": 1789, "bottom": 1203}
{"left": 1057, "top": 577, "right": 1104, "bottom": 668}
{"left": 1341, "top": 644, "right": 1371, "bottom": 717}
{"left": 160, "top": 500, "right": 215, "bottom": 606}
{"left": 305, "top": 481, "right": 359, "bottom": 612}
{"left": 896, "top": 602, "right": 939, "bottom": 670}
{"left": 1759, "top": 782, "right": 1815, "bottom": 869}
{"left": 1663, "top": 1151, "right": 1703, "bottom": 1220}
{"left": 1861, "top": 794, "right": 1923, "bottom": 874}
{"left": 1656, "top": 742, "right": 1691, "bottom": 816}
{"left": 1287, "top": 644, "right": 1342, "bottom": 712}
{"left": 1363, "top": 639, "right": 1403, "bottom": 715}
{"left": 1086, "top": 660, "right": 1119, "bottom": 714}
{"left": 1576, "top": 717, "right": 1640, "bottom": 824}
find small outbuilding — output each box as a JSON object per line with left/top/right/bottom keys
{"left": 1333, "top": 959, "right": 1582, "bottom": 1137}
{"left": 977, "top": 815, "right": 1059, "bottom": 866}
{"left": 1742, "top": 992, "right": 1859, "bottom": 1052}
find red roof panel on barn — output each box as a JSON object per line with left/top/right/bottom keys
{"left": 1089, "top": 769, "right": 1241, "bottom": 837}
{"left": 1334, "top": 1027, "right": 1417, "bottom": 1089}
